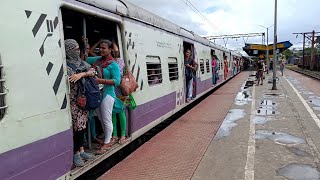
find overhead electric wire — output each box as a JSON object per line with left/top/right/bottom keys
{"left": 178, "top": 0, "right": 224, "bottom": 35}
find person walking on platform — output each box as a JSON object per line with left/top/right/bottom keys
{"left": 256, "top": 60, "right": 264, "bottom": 85}
{"left": 280, "top": 60, "right": 285, "bottom": 76}
{"left": 269, "top": 60, "right": 273, "bottom": 71}
{"left": 185, "top": 49, "right": 196, "bottom": 102}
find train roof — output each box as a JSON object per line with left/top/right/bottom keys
{"left": 78, "top": 0, "right": 233, "bottom": 52}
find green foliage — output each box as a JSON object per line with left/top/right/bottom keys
{"left": 282, "top": 49, "right": 293, "bottom": 59}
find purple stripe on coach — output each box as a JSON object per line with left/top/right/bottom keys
{"left": 0, "top": 129, "right": 73, "bottom": 180}
{"left": 196, "top": 78, "right": 212, "bottom": 95}
{"left": 130, "top": 92, "right": 176, "bottom": 133}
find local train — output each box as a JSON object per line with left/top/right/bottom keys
{"left": 0, "top": 0, "right": 243, "bottom": 179}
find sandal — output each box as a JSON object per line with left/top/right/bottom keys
{"left": 118, "top": 137, "right": 127, "bottom": 145}
{"left": 95, "top": 144, "right": 112, "bottom": 155}
{"left": 110, "top": 137, "right": 119, "bottom": 145}
{"left": 93, "top": 138, "right": 104, "bottom": 145}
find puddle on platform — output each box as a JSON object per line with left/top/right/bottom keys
{"left": 276, "top": 163, "right": 320, "bottom": 180}
{"left": 313, "top": 107, "right": 320, "bottom": 111}
{"left": 308, "top": 97, "right": 320, "bottom": 107}
{"left": 299, "top": 91, "right": 314, "bottom": 95}
{"left": 287, "top": 77, "right": 301, "bottom": 85}
{"left": 243, "top": 80, "right": 255, "bottom": 89}
{"left": 256, "top": 108, "right": 279, "bottom": 115}
{"left": 253, "top": 116, "right": 270, "bottom": 125}
{"left": 235, "top": 91, "right": 251, "bottom": 106}
{"left": 260, "top": 99, "right": 277, "bottom": 106}
{"left": 286, "top": 146, "right": 310, "bottom": 157}
{"left": 263, "top": 94, "right": 287, "bottom": 98}
{"left": 255, "top": 130, "right": 306, "bottom": 145}
{"left": 214, "top": 109, "right": 246, "bottom": 140}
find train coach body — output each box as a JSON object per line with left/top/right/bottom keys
{"left": 0, "top": 0, "right": 243, "bottom": 179}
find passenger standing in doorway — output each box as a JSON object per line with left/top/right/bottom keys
{"left": 111, "top": 41, "right": 128, "bottom": 145}
{"left": 185, "top": 49, "right": 196, "bottom": 102}
{"left": 233, "top": 58, "right": 237, "bottom": 75}
{"left": 211, "top": 56, "right": 217, "bottom": 85}
{"left": 223, "top": 56, "right": 229, "bottom": 80}
{"left": 88, "top": 40, "right": 124, "bottom": 154}
{"left": 65, "top": 39, "right": 95, "bottom": 167}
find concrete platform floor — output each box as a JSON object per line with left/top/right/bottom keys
{"left": 99, "top": 70, "right": 320, "bottom": 180}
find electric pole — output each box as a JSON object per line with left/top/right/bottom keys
{"left": 311, "top": 30, "right": 315, "bottom": 70}
{"left": 293, "top": 31, "right": 320, "bottom": 69}
{"left": 272, "top": 0, "right": 277, "bottom": 90}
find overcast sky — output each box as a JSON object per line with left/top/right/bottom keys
{"left": 127, "top": 0, "right": 319, "bottom": 54}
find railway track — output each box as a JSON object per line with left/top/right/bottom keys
{"left": 287, "top": 66, "right": 320, "bottom": 80}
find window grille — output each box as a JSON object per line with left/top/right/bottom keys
{"left": 146, "top": 56, "right": 162, "bottom": 85}
{"left": 206, "top": 59, "right": 210, "bottom": 73}
{"left": 0, "top": 62, "right": 7, "bottom": 120}
{"left": 200, "top": 59, "right": 205, "bottom": 74}
{"left": 168, "top": 57, "right": 179, "bottom": 81}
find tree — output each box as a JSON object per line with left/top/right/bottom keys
{"left": 282, "top": 49, "right": 293, "bottom": 59}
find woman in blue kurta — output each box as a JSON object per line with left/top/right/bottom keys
{"left": 87, "top": 40, "right": 124, "bottom": 153}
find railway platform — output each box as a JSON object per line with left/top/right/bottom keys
{"left": 98, "top": 70, "right": 320, "bottom": 180}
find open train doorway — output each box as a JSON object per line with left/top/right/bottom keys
{"left": 183, "top": 42, "right": 197, "bottom": 102}
{"left": 60, "top": 7, "right": 130, "bottom": 173}
{"left": 211, "top": 49, "right": 218, "bottom": 85}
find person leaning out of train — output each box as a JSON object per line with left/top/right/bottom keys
{"left": 86, "top": 39, "right": 125, "bottom": 154}
{"left": 184, "top": 49, "right": 196, "bottom": 102}
{"left": 64, "top": 39, "right": 95, "bottom": 167}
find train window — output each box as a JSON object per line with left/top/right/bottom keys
{"left": 0, "top": 55, "right": 7, "bottom": 120}
{"left": 146, "top": 56, "right": 162, "bottom": 85}
{"left": 206, "top": 59, "right": 210, "bottom": 73}
{"left": 200, "top": 59, "right": 205, "bottom": 74}
{"left": 168, "top": 57, "right": 179, "bottom": 81}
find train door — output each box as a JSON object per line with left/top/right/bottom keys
{"left": 211, "top": 49, "right": 218, "bottom": 85}
{"left": 183, "top": 42, "right": 197, "bottom": 101}
{"left": 61, "top": 7, "right": 127, "bottom": 151}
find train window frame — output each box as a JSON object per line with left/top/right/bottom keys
{"left": 146, "top": 56, "right": 163, "bottom": 86}
{"left": 0, "top": 55, "right": 7, "bottom": 120}
{"left": 168, "top": 57, "right": 179, "bottom": 81}
{"left": 206, "top": 59, "right": 210, "bottom": 73}
{"left": 200, "top": 59, "right": 205, "bottom": 74}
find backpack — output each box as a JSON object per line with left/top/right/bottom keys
{"left": 67, "top": 63, "right": 101, "bottom": 110}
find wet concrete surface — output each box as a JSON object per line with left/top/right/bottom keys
{"left": 254, "top": 116, "right": 273, "bottom": 125}
{"left": 255, "top": 130, "right": 306, "bottom": 145}
{"left": 308, "top": 96, "right": 320, "bottom": 107}
{"left": 299, "top": 91, "right": 314, "bottom": 95}
{"left": 263, "top": 93, "right": 287, "bottom": 99}
{"left": 214, "top": 109, "right": 246, "bottom": 140}
{"left": 286, "top": 146, "right": 311, "bottom": 157}
{"left": 193, "top": 71, "right": 320, "bottom": 180}
{"left": 276, "top": 163, "right": 320, "bottom": 180}
{"left": 235, "top": 91, "right": 251, "bottom": 106}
